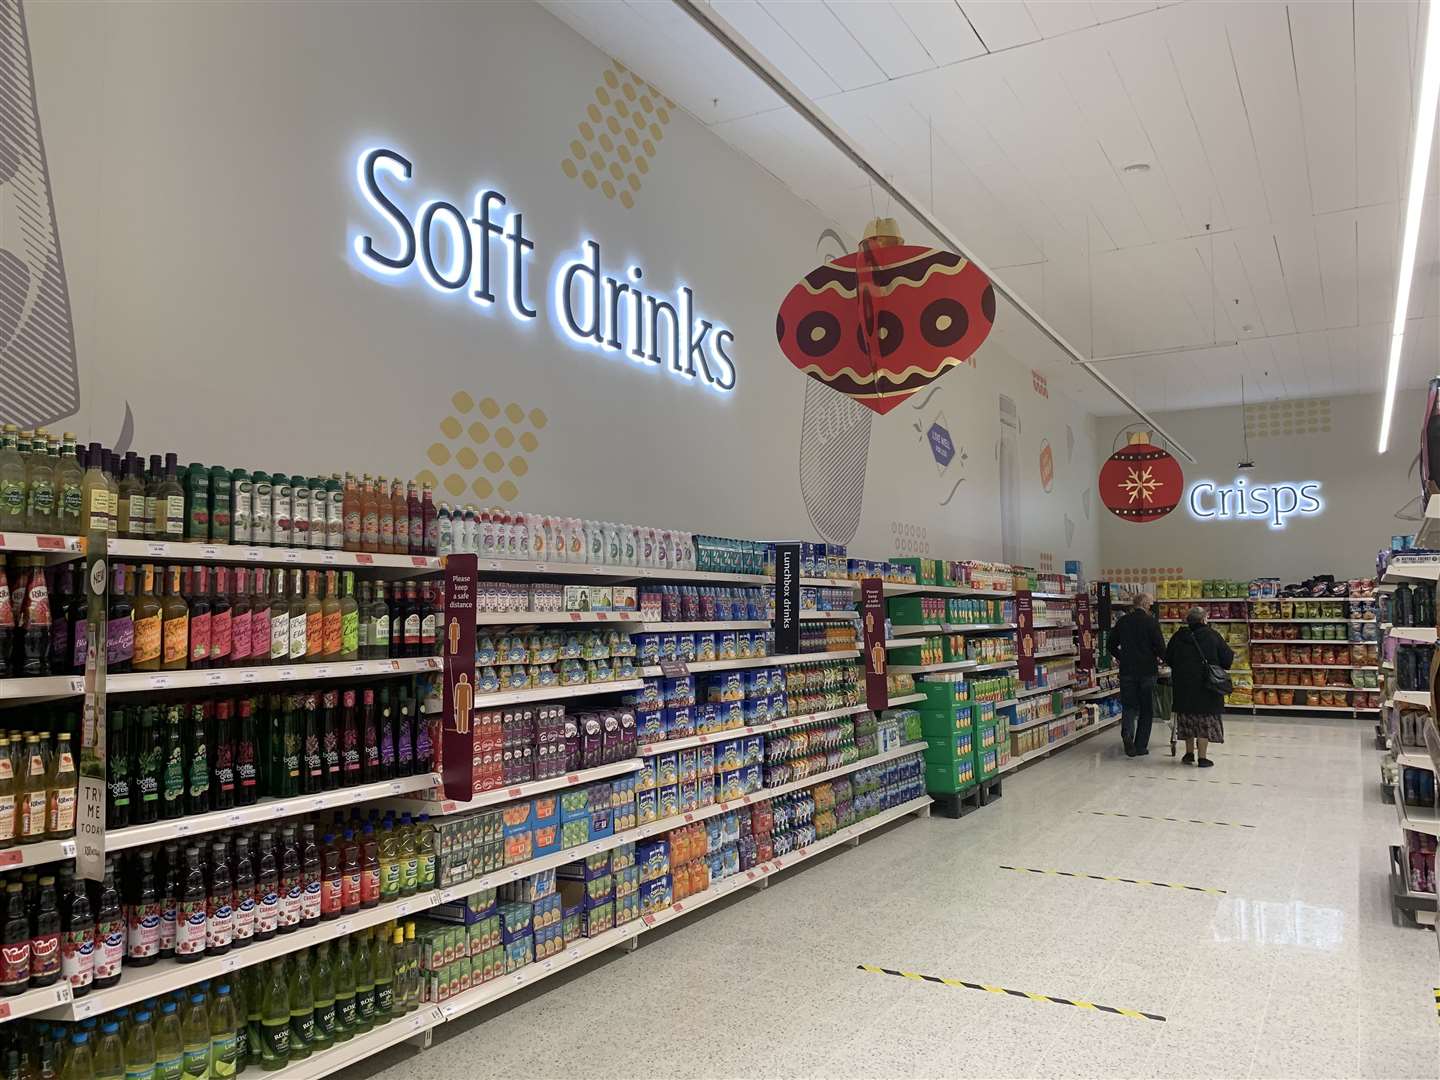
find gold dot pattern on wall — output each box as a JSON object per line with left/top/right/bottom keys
{"left": 417, "top": 394, "right": 545, "bottom": 505}
{"left": 560, "top": 59, "right": 674, "bottom": 210}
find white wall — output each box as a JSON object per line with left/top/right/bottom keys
{"left": 1096, "top": 390, "right": 1425, "bottom": 584}
{"left": 19, "top": 0, "right": 1100, "bottom": 571}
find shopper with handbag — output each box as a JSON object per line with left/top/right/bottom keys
{"left": 1166, "top": 607, "right": 1235, "bottom": 767}
{"left": 1109, "top": 592, "right": 1167, "bottom": 756}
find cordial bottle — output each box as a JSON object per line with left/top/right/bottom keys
{"left": 340, "top": 830, "right": 361, "bottom": 915}
{"left": 320, "top": 691, "right": 340, "bottom": 791}
{"left": 299, "top": 825, "right": 321, "bottom": 928}
{"left": 231, "top": 836, "right": 256, "bottom": 949}
{"left": 359, "top": 825, "right": 380, "bottom": 909}
{"left": 29, "top": 874, "right": 60, "bottom": 987}
{"left": 320, "top": 834, "right": 341, "bottom": 920}
{"left": 92, "top": 859, "right": 125, "bottom": 988}
{"left": 377, "top": 686, "right": 395, "bottom": 780}
{"left": 302, "top": 693, "right": 322, "bottom": 794}
{"left": 254, "top": 832, "right": 279, "bottom": 942}
{"left": 185, "top": 703, "right": 209, "bottom": 815}
{"left": 205, "top": 841, "right": 233, "bottom": 956}
{"left": 124, "top": 849, "right": 161, "bottom": 967}
{"left": 340, "top": 689, "right": 360, "bottom": 787}
{"left": 211, "top": 699, "right": 235, "bottom": 812}
{"left": 1, "top": 882, "right": 30, "bottom": 995}
{"left": 174, "top": 846, "right": 207, "bottom": 962}
{"left": 278, "top": 826, "right": 301, "bottom": 934}
{"left": 235, "top": 699, "right": 258, "bottom": 806}
{"left": 61, "top": 872, "right": 95, "bottom": 996}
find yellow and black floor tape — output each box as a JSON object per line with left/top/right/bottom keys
{"left": 1000, "top": 864, "right": 1226, "bottom": 894}
{"left": 857, "top": 964, "right": 1166, "bottom": 1022}
{"left": 1129, "top": 774, "right": 1271, "bottom": 789}
{"left": 1433, "top": 987, "right": 1438, "bottom": 1021}
{"left": 1082, "top": 810, "right": 1256, "bottom": 829}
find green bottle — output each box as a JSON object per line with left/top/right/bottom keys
{"left": 286, "top": 950, "right": 315, "bottom": 1061}
{"left": 181, "top": 992, "right": 210, "bottom": 1080}
{"left": 332, "top": 936, "right": 356, "bottom": 1042}
{"left": 122, "top": 1009, "right": 156, "bottom": 1080}
{"left": 92, "top": 1022, "right": 124, "bottom": 1080}
{"left": 310, "top": 942, "right": 337, "bottom": 1052}
{"left": 154, "top": 1000, "right": 184, "bottom": 1080}
{"left": 377, "top": 819, "right": 399, "bottom": 902}
{"left": 55, "top": 433, "right": 84, "bottom": 535}
{"left": 397, "top": 817, "right": 418, "bottom": 899}
{"left": 352, "top": 928, "right": 375, "bottom": 1034}
{"left": 258, "top": 959, "right": 290, "bottom": 1071}
{"left": 372, "top": 926, "right": 395, "bottom": 1022}
{"left": 209, "top": 984, "right": 240, "bottom": 1079}
{"left": 242, "top": 967, "right": 264, "bottom": 1072}
{"left": 62, "top": 1032, "right": 95, "bottom": 1080}
{"left": 0, "top": 424, "right": 27, "bottom": 528}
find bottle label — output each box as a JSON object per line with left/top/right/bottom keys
{"left": 126, "top": 1065, "right": 154, "bottom": 1080}
{"left": 214, "top": 745, "right": 235, "bottom": 794}
{"left": 231, "top": 610, "right": 251, "bottom": 663}
{"left": 211, "top": 1032, "right": 238, "bottom": 1078}
{"left": 189, "top": 611, "right": 211, "bottom": 663}
{"left": 49, "top": 781, "right": 76, "bottom": 833}
{"left": 95, "top": 915, "right": 124, "bottom": 978}
{"left": 155, "top": 1054, "right": 183, "bottom": 1080}
{"left": 209, "top": 609, "right": 232, "bottom": 661}
{"left": 60, "top": 483, "right": 82, "bottom": 522}
{"left": 302, "top": 878, "right": 322, "bottom": 922}
{"left": 0, "top": 940, "right": 30, "bottom": 988}
{"left": 421, "top": 612, "right": 437, "bottom": 648}
{"left": 357, "top": 985, "right": 376, "bottom": 1022}
{"left": 328, "top": 490, "right": 345, "bottom": 547}
{"left": 107, "top": 613, "right": 134, "bottom": 666}
{"left": 289, "top": 614, "right": 307, "bottom": 660}
{"left": 211, "top": 495, "right": 231, "bottom": 538}
{"left": 342, "top": 870, "right": 360, "bottom": 910}
{"left": 134, "top": 612, "right": 162, "bottom": 666}
{"left": 404, "top": 612, "right": 420, "bottom": 646}
{"left": 362, "top": 510, "right": 379, "bottom": 546}
{"left": 361, "top": 867, "right": 380, "bottom": 904}
{"left": 22, "top": 787, "right": 46, "bottom": 838}
{"left": 162, "top": 614, "right": 189, "bottom": 665}
{"left": 337, "top": 995, "right": 358, "bottom": 1031}
{"left": 232, "top": 480, "right": 253, "bottom": 542}
{"left": 159, "top": 901, "right": 177, "bottom": 953}
{"left": 61, "top": 928, "right": 94, "bottom": 988}
{"left": 163, "top": 743, "right": 184, "bottom": 809}
{"left": 182, "top": 1044, "right": 210, "bottom": 1080}
{"left": 257, "top": 888, "right": 279, "bottom": 935}
{"left": 165, "top": 494, "right": 185, "bottom": 535}
{"left": 233, "top": 891, "right": 255, "bottom": 942}
{"left": 253, "top": 487, "right": 272, "bottom": 540}
{"left": 322, "top": 877, "right": 342, "bottom": 916}
{"left": 127, "top": 901, "right": 161, "bottom": 958}
{"left": 176, "top": 898, "right": 207, "bottom": 955}
{"left": 127, "top": 499, "right": 147, "bottom": 535}
{"left": 270, "top": 613, "right": 289, "bottom": 661}
{"left": 290, "top": 1012, "right": 316, "bottom": 1048}
{"left": 233, "top": 1027, "right": 248, "bottom": 1068}
{"left": 380, "top": 512, "right": 395, "bottom": 548}
{"left": 30, "top": 929, "right": 59, "bottom": 980}
{"left": 340, "top": 610, "right": 359, "bottom": 656}
{"left": 315, "top": 1000, "right": 337, "bottom": 1039}
{"left": 273, "top": 492, "right": 292, "bottom": 544}
{"left": 259, "top": 1023, "right": 289, "bottom": 1064}
{"left": 402, "top": 856, "right": 418, "bottom": 893}
{"left": 372, "top": 615, "right": 389, "bottom": 649}
{"left": 108, "top": 756, "right": 129, "bottom": 812}
{"left": 324, "top": 610, "right": 342, "bottom": 657}
{"left": 0, "top": 794, "right": 13, "bottom": 843}
{"left": 281, "top": 881, "right": 302, "bottom": 927}
{"left": 381, "top": 860, "right": 400, "bottom": 898}
{"left": 376, "top": 982, "right": 394, "bottom": 1016}
{"left": 207, "top": 897, "right": 233, "bottom": 950}
{"left": 236, "top": 743, "right": 257, "bottom": 791}
{"left": 188, "top": 741, "right": 208, "bottom": 800}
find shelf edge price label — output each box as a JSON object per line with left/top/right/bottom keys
{"left": 355, "top": 554, "right": 374, "bottom": 565}
{"left": 150, "top": 675, "right": 170, "bottom": 689}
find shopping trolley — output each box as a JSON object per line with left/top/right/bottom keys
{"left": 1154, "top": 665, "right": 1176, "bottom": 756}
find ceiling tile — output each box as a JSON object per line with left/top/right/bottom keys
{"left": 825, "top": 1, "right": 935, "bottom": 78}
{"left": 1024, "top": 1, "right": 1097, "bottom": 39}
{"left": 959, "top": 1, "right": 1041, "bottom": 51}
{"left": 1313, "top": 209, "right": 1359, "bottom": 330}
{"left": 759, "top": 0, "right": 887, "bottom": 91}
{"left": 893, "top": 0, "right": 988, "bottom": 66}
{"left": 709, "top": 0, "right": 843, "bottom": 100}
{"left": 1287, "top": 0, "right": 1358, "bottom": 215}
{"left": 1354, "top": 0, "right": 1418, "bottom": 208}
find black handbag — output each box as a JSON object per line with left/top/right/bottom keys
{"left": 1187, "top": 630, "right": 1233, "bottom": 695}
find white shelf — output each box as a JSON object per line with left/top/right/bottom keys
{"left": 108, "top": 773, "right": 443, "bottom": 851}
{"left": 1016, "top": 680, "right": 1074, "bottom": 699}
{"left": 469, "top": 556, "right": 771, "bottom": 585}
{"left": 106, "top": 538, "right": 442, "bottom": 576}
{"left": 1396, "top": 795, "right": 1440, "bottom": 838}
{"left": 883, "top": 583, "right": 1014, "bottom": 598}
{"left": 1413, "top": 494, "right": 1440, "bottom": 548}
{"left": 1163, "top": 597, "right": 1248, "bottom": 604}
{"left": 884, "top": 693, "right": 927, "bottom": 707}
{"left": 1001, "top": 714, "right": 1118, "bottom": 774}
{"left": 0, "top": 531, "right": 85, "bottom": 563}
{"left": 0, "top": 837, "right": 76, "bottom": 870}
{"left": 0, "top": 674, "right": 85, "bottom": 703}
{"left": 1394, "top": 747, "right": 1434, "bottom": 771}
{"left": 637, "top": 703, "right": 871, "bottom": 756}
{"left": 1248, "top": 618, "right": 1350, "bottom": 624}
{"left": 887, "top": 625, "right": 944, "bottom": 636}
{"left": 1382, "top": 558, "right": 1440, "bottom": 584}
{"left": 800, "top": 577, "right": 857, "bottom": 589}
{"left": 394, "top": 760, "right": 643, "bottom": 815}
{"left": 1076, "top": 685, "right": 1120, "bottom": 700}
{"left": 270, "top": 1007, "right": 440, "bottom": 1080}
{"left": 966, "top": 660, "right": 1018, "bottom": 672}
{"left": 1034, "top": 621, "right": 1075, "bottom": 630}
{"left": 889, "top": 660, "right": 977, "bottom": 675}
{"left": 475, "top": 610, "right": 642, "bottom": 625}
{"left": 1251, "top": 663, "right": 1376, "bottom": 670}
{"left": 1388, "top": 626, "right": 1437, "bottom": 643}
{"left": 1393, "top": 690, "right": 1431, "bottom": 706}
{"left": 638, "top": 650, "right": 859, "bottom": 677}
{"left": 0, "top": 980, "right": 74, "bottom": 1022}
{"left": 1034, "top": 646, "right": 1078, "bottom": 658}
{"left": 944, "top": 623, "right": 1016, "bottom": 633}
{"left": 1251, "top": 684, "right": 1374, "bottom": 692}
{"left": 883, "top": 638, "right": 926, "bottom": 650}
{"left": 1247, "top": 702, "right": 1373, "bottom": 712}
{"left": 1031, "top": 591, "right": 1076, "bottom": 600}
{"left": 804, "top": 610, "right": 860, "bottom": 621}
{"left": 106, "top": 656, "right": 441, "bottom": 693}
{"left": 1249, "top": 638, "right": 1356, "bottom": 644}
{"left": 469, "top": 679, "right": 648, "bottom": 708}
{"left": 635, "top": 620, "right": 770, "bottom": 633}
{"left": 985, "top": 698, "right": 1018, "bottom": 709}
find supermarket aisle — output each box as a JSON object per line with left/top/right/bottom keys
{"left": 361, "top": 715, "right": 1438, "bottom": 1079}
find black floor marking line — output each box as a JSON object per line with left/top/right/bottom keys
{"left": 856, "top": 964, "right": 1166, "bottom": 1022}
{"left": 1128, "top": 774, "right": 1272, "bottom": 788}
{"left": 1080, "top": 810, "right": 1257, "bottom": 829}
{"left": 1434, "top": 987, "right": 1438, "bottom": 1022}
{"left": 999, "top": 864, "right": 1226, "bottom": 894}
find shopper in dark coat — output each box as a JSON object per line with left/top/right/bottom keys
{"left": 1109, "top": 592, "right": 1166, "bottom": 756}
{"left": 1166, "top": 607, "right": 1235, "bottom": 767}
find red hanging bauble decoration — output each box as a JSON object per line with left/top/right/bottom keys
{"left": 1099, "top": 433, "right": 1184, "bottom": 523}
{"left": 775, "top": 218, "right": 996, "bottom": 415}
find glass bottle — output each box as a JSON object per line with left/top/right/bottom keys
{"left": 107, "top": 564, "right": 134, "bottom": 675}
{"left": 258, "top": 959, "right": 290, "bottom": 1071}
{"left": 132, "top": 565, "right": 163, "bottom": 673}
{"left": 153, "top": 454, "right": 184, "bottom": 539}
{"left": 338, "top": 573, "right": 359, "bottom": 662}
{"left": 103, "top": 451, "right": 119, "bottom": 537}
{"left": 117, "top": 454, "right": 145, "bottom": 540}
{"left": 91, "top": 1023, "right": 122, "bottom": 1080}
{"left": 277, "top": 827, "right": 300, "bottom": 935}
{"left": 205, "top": 841, "right": 233, "bottom": 956}
{"left": 267, "top": 571, "right": 289, "bottom": 666}
{"left": 21, "top": 559, "right": 51, "bottom": 676}
{"left": 331, "top": 935, "right": 355, "bottom": 1043}
{"left": 179, "top": 991, "right": 209, "bottom": 1080}
{"left": 310, "top": 941, "right": 335, "bottom": 1051}
{"left": 92, "top": 858, "right": 123, "bottom": 988}
{"left": 154, "top": 1000, "right": 183, "bottom": 1080}
{"left": 61, "top": 871, "right": 94, "bottom": 996}
{"left": 0, "top": 735, "right": 15, "bottom": 850}
{"left": 208, "top": 984, "right": 239, "bottom": 1080}
{"left": 359, "top": 476, "right": 379, "bottom": 553}
{"left": 185, "top": 703, "right": 209, "bottom": 814}
{"left": 122, "top": 1009, "right": 155, "bottom": 1080}
{"left": 25, "top": 429, "right": 55, "bottom": 534}
{"left": 231, "top": 835, "right": 255, "bottom": 949}
{"left": 359, "top": 824, "right": 379, "bottom": 909}
{"left": 211, "top": 699, "right": 235, "bottom": 813}
{"left": 286, "top": 570, "right": 307, "bottom": 664}
{"left": 174, "top": 846, "right": 207, "bottom": 963}
{"left": 52, "top": 434, "right": 84, "bottom": 536}
{"left": 187, "top": 566, "right": 212, "bottom": 670}
{"left": 1, "top": 881, "right": 32, "bottom": 994}
{"left": 28, "top": 874, "right": 60, "bottom": 987}
{"left": 44, "top": 731, "right": 76, "bottom": 839}
{"left": 303, "top": 572, "right": 322, "bottom": 662}
{"left": 321, "top": 571, "right": 341, "bottom": 662}
{"left": 0, "top": 425, "right": 26, "bottom": 530}
{"left": 228, "top": 568, "right": 251, "bottom": 668}
{"left": 391, "top": 480, "right": 409, "bottom": 557}
{"left": 285, "top": 950, "right": 313, "bottom": 1062}
{"left": 81, "top": 443, "right": 110, "bottom": 536}
{"left": 373, "top": 925, "right": 396, "bottom": 1021}
{"left": 132, "top": 706, "right": 161, "bottom": 824}
{"left": 160, "top": 566, "right": 190, "bottom": 672}
{"left": 369, "top": 583, "right": 390, "bottom": 660}
{"left": 141, "top": 454, "right": 161, "bottom": 540}
{"left": 160, "top": 705, "right": 184, "bottom": 820}
{"left": 19, "top": 733, "right": 47, "bottom": 843}
{"left": 159, "top": 841, "right": 181, "bottom": 960}
{"left": 235, "top": 701, "right": 258, "bottom": 807}
{"left": 123, "top": 849, "right": 159, "bottom": 968}
{"left": 299, "top": 825, "right": 321, "bottom": 929}
{"left": 376, "top": 475, "right": 394, "bottom": 554}
{"left": 351, "top": 927, "right": 374, "bottom": 1034}
{"left": 254, "top": 832, "right": 278, "bottom": 943}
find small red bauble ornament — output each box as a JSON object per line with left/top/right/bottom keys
{"left": 775, "top": 218, "right": 995, "bottom": 415}
{"left": 1099, "top": 433, "right": 1183, "bottom": 523}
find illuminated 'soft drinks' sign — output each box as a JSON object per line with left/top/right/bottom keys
{"left": 350, "top": 147, "right": 736, "bottom": 394}
{"left": 1186, "top": 478, "right": 1323, "bottom": 529}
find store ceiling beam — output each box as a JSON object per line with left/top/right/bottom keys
{"left": 671, "top": 0, "right": 1197, "bottom": 465}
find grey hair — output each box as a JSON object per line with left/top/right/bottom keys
{"left": 1131, "top": 591, "right": 1153, "bottom": 609}
{"left": 1186, "top": 607, "right": 1206, "bottom": 627}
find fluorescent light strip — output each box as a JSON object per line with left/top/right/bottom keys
{"left": 1379, "top": 0, "right": 1440, "bottom": 453}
